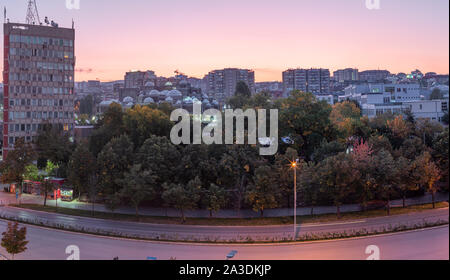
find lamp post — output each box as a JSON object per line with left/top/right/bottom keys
{"left": 291, "top": 160, "right": 299, "bottom": 240}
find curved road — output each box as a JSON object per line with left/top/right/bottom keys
{"left": 0, "top": 206, "right": 448, "bottom": 241}
{"left": 0, "top": 219, "right": 448, "bottom": 260}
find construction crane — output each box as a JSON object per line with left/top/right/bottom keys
{"left": 26, "top": 0, "right": 41, "bottom": 25}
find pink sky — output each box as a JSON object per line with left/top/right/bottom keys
{"left": 1, "top": 0, "right": 449, "bottom": 82}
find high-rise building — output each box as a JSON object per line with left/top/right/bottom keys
{"left": 282, "top": 68, "right": 330, "bottom": 95}
{"left": 333, "top": 68, "right": 359, "bottom": 83}
{"left": 124, "top": 70, "right": 156, "bottom": 89}
{"left": 2, "top": 22, "right": 75, "bottom": 158}
{"left": 204, "top": 68, "right": 255, "bottom": 100}
{"left": 358, "top": 70, "right": 390, "bottom": 82}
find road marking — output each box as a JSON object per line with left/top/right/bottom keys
{"left": 301, "top": 220, "right": 366, "bottom": 227}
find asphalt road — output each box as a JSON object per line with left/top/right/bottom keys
{"left": 0, "top": 206, "right": 448, "bottom": 241}
{"left": 0, "top": 219, "right": 447, "bottom": 260}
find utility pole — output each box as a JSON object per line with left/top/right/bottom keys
{"left": 26, "top": 0, "right": 41, "bottom": 25}
{"left": 291, "top": 159, "right": 299, "bottom": 240}
{"left": 294, "top": 163, "right": 297, "bottom": 240}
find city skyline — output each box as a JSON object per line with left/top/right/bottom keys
{"left": 0, "top": 0, "right": 449, "bottom": 82}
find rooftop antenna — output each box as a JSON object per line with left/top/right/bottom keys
{"left": 26, "top": 0, "right": 41, "bottom": 25}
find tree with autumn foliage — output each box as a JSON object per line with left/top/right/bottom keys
{"left": 330, "top": 101, "right": 362, "bottom": 140}
{"left": 351, "top": 139, "right": 374, "bottom": 211}
{"left": 413, "top": 152, "right": 442, "bottom": 208}
{"left": 1, "top": 222, "right": 28, "bottom": 260}
{"left": 387, "top": 115, "right": 412, "bottom": 149}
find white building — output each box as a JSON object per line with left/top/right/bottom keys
{"left": 362, "top": 99, "right": 448, "bottom": 124}
{"left": 316, "top": 94, "right": 334, "bottom": 105}
{"left": 403, "top": 99, "right": 448, "bottom": 123}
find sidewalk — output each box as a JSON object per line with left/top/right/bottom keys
{"left": 0, "top": 190, "right": 448, "bottom": 218}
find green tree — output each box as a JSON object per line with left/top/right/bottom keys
{"left": 311, "top": 140, "right": 345, "bottom": 163}
{"left": 0, "top": 138, "right": 35, "bottom": 190}
{"left": 248, "top": 91, "right": 272, "bottom": 109}
{"left": 179, "top": 144, "right": 218, "bottom": 187}
{"left": 97, "top": 135, "right": 134, "bottom": 210}
{"left": 235, "top": 81, "right": 252, "bottom": 98}
{"left": 117, "top": 164, "right": 156, "bottom": 219}
{"left": 273, "top": 148, "right": 299, "bottom": 208}
{"left": 319, "top": 153, "right": 357, "bottom": 218}
{"left": 245, "top": 165, "right": 279, "bottom": 217}
{"left": 39, "top": 161, "right": 59, "bottom": 207}
{"left": 432, "top": 128, "right": 449, "bottom": 190}
{"left": 371, "top": 150, "right": 398, "bottom": 215}
{"left": 89, "top": 103, "right": 125, "bottom": 156}
{"left": 162, "top": 177, "right": 201, "bottom": 222}
{"left": 104, "top": 193, "right": 122, "bottom": 215}
{"left": 228, "top": 81, "right": 252, "bottom": 109}
{"left": 414, "top": 119, "right": 443, "bottom": 147}
{"left": 1, "top": 222, "right": 28, "bottom": 260}
{"left": 202, "top": 183, "right": 227, "bottom": 217}
{"left": 35, "top": 124, "right": 74, "bottom": 177}
{"left": 218, "top": 145, "right": 262, "bottom": 210}
{"left": 136, "top": 136, "right": 181, "bottom": 191}
{"left": 24, "top": 164, "right": 40, "bottom": 182}
{"left": 123, "top": 105, "right": 173, "bottom": 149}
{"left": 395, "top": 136, "right": 426, "bottom": 160}
{"left": 68, "top": 143, "right": 96, "bottom": 198}
{"left": 395, "top": 157, "right": 418, "bottom": 208}
{"left": 299, "top": 161, "right": 321, "bottom": 215}
{"left": 279, "top": 91, "right": 336, "bottom": 159}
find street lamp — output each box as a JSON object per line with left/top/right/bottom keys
{"left": 290, "top": 159, "right": 299, "bottom": 240}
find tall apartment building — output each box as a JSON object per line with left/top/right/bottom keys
{"left": 333, "top": 68, "right": 359, "bottom": 83}
{"left": 205, "top": 68, "right": 255, "bottom": 100}
{"left": 124, "top": 70, "right": 156, "bottom": 89}
{"left": 282, "top": 68, "right": 330, "bottom": 95}
{"left": 2, "top": 22, "right": 75, "bottom": 158}
{"left": 358, "top": 70, "right": 390, "bottom": 82}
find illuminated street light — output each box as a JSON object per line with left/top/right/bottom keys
{"left": 290, "top": 159, "right": 299, "bottom": 240}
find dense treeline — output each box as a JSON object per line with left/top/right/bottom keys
{"left": 1, "top": 84, "right": 448, "bottom": 220}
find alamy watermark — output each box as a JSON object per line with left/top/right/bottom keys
{"left": 66, "top": 245, "right": 80, "bottom": 260}
{"left": 66, "top": 0, "right": 81, "bottom": 10}
{"left": 365, "top": 0, "right": 381, "bottom": 10}
{"left": 170, "top": 102, "right": 279, "bottom": 156}
{"left": 365, "top": 245, "right": 381, "bottom": 260}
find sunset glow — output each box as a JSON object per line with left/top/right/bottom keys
{"left": 1, "top": 0, "right": 449, "bottom": 82}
